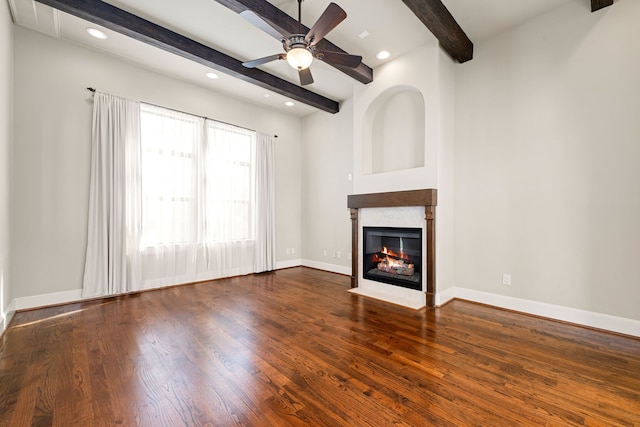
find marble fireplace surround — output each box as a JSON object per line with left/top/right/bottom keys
{"left": 347, "top": 189, "right": 437, "bottom": 307}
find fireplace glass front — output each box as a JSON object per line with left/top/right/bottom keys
{"left": 362, "top": 226, "right": 422, "bottom": 291}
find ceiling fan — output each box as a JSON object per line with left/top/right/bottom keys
{"left": 241, "top": 0, "right": 362, "bottom": 86}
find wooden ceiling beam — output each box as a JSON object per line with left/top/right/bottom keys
{"left": 213, "top": 0, "right": 373, "bottom": 85}
{"left": 591, "top": 0, "right": 614, "bottom": 12}
{"left": 401, "top": 0, "right": 473, "bottom": 63}
{"left": 34, "top": 0, "right": 340, "bottom": 113}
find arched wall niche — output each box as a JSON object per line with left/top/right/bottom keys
{"left": 363, "top": 86, "right": 425, "bottom": 175}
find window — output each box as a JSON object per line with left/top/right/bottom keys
{"left": 204, "top": 121, "right": 255, "bottom": 243}
{"left": 140, "top": 104, "right": 256, "bottom": 248}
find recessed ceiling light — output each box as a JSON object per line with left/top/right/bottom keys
{"left": 376, "top": 50, "right": 391, "bottom": 60}
{"left": 205, "top": 72, "right": 220, "bottom": 80}
{"left": 285, "top": 101, "right": 295, "bottom": 107}
{"left": 358, "top": 31, "right": 370, "bottom": 39}
{"left": 263, "top": 94, "right": 271, "bottom": 98}
{"left": 86, "top": 28, "right": 108, "bottom": 40}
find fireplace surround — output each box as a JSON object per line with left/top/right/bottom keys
{"left": 347, "top": 189, "right": 437, "bottom": 307}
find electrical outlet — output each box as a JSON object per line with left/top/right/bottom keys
{"left": 291, "top": 247, "right": 295, "bottom": 255}
{"left": 337, "top": 251, "right": 341, "bottom": 258}
{"left": 502, "top": 274, "right": 512, "bottom": 286}
{"left": 323, "top": 249, "right": 327, "bottom": 257}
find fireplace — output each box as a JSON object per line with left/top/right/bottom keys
{"left": 347, "top": 189, "right": 437, "bottom": 307}
{"left": 363, "top": 227, "right": 422, "bottom": 290}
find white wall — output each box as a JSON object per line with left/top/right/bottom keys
{"left": 0, "top": 0, "right": 13, "bottom": 332}
{"left": 436, "top": 49, "right": 456, "bottom": 297}
{"left": 11, "top": 27, "right": 302, "bottom": 301}
{"left": 301, "top": 97, "right": 354, "bottom": 273}
{"left": 353, "top": 43, "right": 442, "bottom": 195}
{"left": 455, "top": 0, "right": 640, "bottom": 321}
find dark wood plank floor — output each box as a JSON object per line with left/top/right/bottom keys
{"left": 1, "top": 267, "right": 639, "bottom": 426}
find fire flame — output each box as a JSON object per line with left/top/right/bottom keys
{"left": 372, "top": 246, "right": 410, "bottom": 267}
{"left": 381, "top": 246, "right": 408, "bottom": 260}
{"left": 372, "top": 246, "right": 415, "bottom": 276}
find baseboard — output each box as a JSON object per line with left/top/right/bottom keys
{"left": 275, "top": 259, "right": 303, "bottom": 270}
{"left": 435, "top": 286, "right": 456, "bottom": 306}
{"left": 1, "top": 300, "right": 16, "bottom": 336}
{"left": 4, "top": 262, "right": 317, "bottom": 312}
{"left": 301, "top": 259, "right": 351, "bottom": 276}
{"left": 8, "top": 261, "right": 308, "bottom": 310}
{"left": 13, "top": 289, "right": 83, "bottom": 311}
{"left": 438, "top": 287, "right": 640, "bottom": 338}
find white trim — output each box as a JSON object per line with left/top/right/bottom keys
{"left": 301, "top": 259, "right": 351, "bottom": 276}
{"left": 13, "top": 289, "right": 83, "bottom": 311}
{"left": 435, "top": 286, "right": 456, "bottom": 306}
{"left": 439, "top": 287, "right": 640, "bottom": 338}
{"left": 1, "top": 300, "right": 16, "bottom": 335}
{"left": 275, "top": 259, "right": 302, "bottom": 270}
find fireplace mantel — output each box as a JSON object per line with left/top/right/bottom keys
{"left": 347, "top": 189, "right": 437, "bottom": 307}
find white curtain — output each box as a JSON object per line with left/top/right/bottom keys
{"left": 254, "top": 133, "right": 276, "bottom": 272}
{"left": 138, "top": 105, "right": 206, "bottom": 288}
{"left": 82, "top": 91, "right": 142, "bottom": 297}
{"left": 83, "top": 96, "right": 276, "bottom": 295}
{"left": 139, "top": 106, "right": 261, "bottom": 288}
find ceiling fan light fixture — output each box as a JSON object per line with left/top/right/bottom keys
{"left": 287, "top": 47, "right": 313, "bottom": 70}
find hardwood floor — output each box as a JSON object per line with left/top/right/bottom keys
{"left": 1, "top": 267, "right": 639, "bottom": 426}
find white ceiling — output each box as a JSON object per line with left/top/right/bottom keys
{"left": 8, "top": 0, "right": 578, "bottom": 116}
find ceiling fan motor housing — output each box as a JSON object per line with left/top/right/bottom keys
{"left": 284, "top": 34, "right": 308, "bottom": 52}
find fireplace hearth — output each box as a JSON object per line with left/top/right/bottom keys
{"left": 363, "top": 227, "right": 422, "bottom": 291}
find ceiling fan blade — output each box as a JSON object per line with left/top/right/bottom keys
{"left": 299, "top": 67, "right": 314, "bottom": 86}
{"left": 317, "top": 50, "right": 362, "bottom": 68}
{"left": 305, "top": 3, "right": 347, "bottom": 47}
{"left": 240, "top": 10, "right": 288, "bottom": 40}
{"left": 242, "top": 54, "right": 286, "bottom": 68}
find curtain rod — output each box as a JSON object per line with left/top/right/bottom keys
{"left": 86, "top": 87, "right": 277, "bottom": 138}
